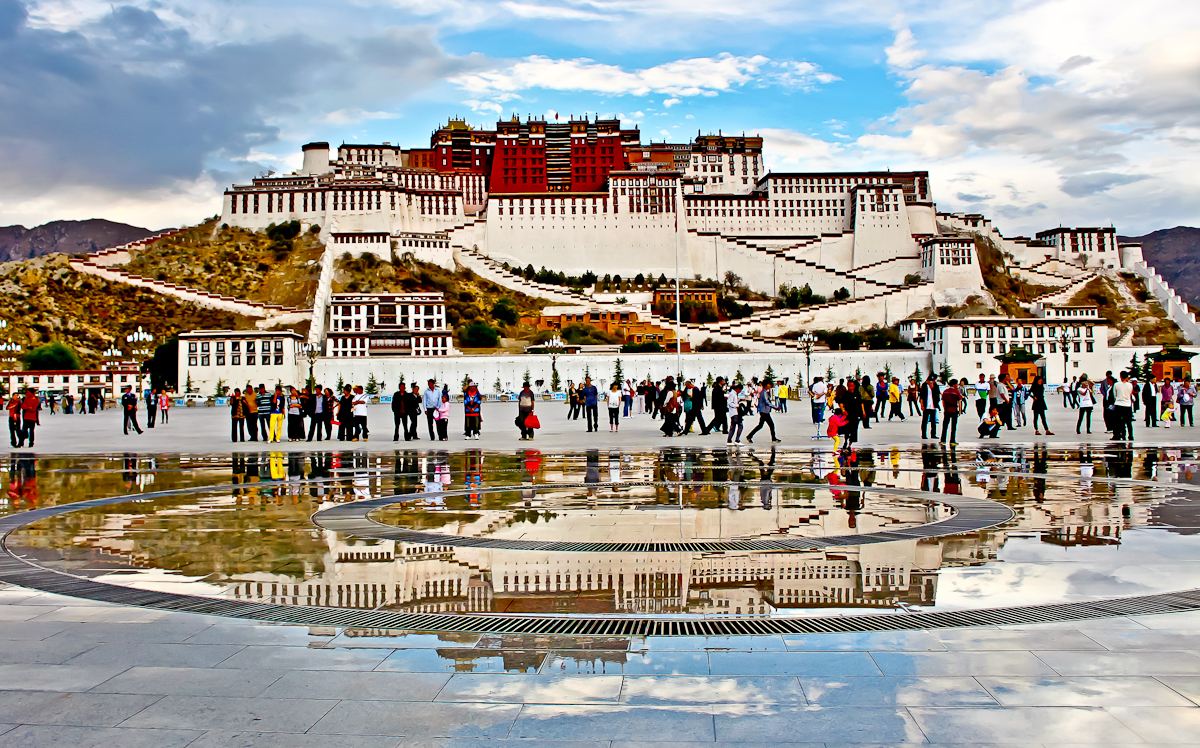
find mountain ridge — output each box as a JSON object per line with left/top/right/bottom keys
{"left": 1119, "top": 226, "right": 1200, "bottom": 306}
{"left": 0, "top": 219, "right": 158, "bottom": 262}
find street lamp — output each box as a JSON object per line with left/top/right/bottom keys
{"left": 797, "top": 332, "right": 817, "bottom": 394}
{"left": 0, "top": 340, "right": 21, "bottom": 366}
{"left": 300, "top": 342, "right": 321, "bottom": 389}
{"left": 103, "top": 345, "right": 122, "bottom": 366}
{"left": 1056, "top": 328, "right": 1075, "bottom": 386}
{"left": 126, "top": 326, "right": 154, "bottom": 394}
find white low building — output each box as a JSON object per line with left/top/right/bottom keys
{"left": 177, "top": 330, "right": 305, "bottom": 393}
{"left": 927, "top": 306, "right": 1109, "bottom": 384}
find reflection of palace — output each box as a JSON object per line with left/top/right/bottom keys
{"left": 228, "top": 532, "right": 947, "bottom": 616}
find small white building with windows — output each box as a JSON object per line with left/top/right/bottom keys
{"left": 0, "top": 366, "right": 141, "bottom": 401}
{"left": 177, "top": 330, "right": 304, "bottom": 393}
{"left": 326, "top": 292, "right": 456, "bottom": 358}
{"left": 926, "top": 306, "right": 1109, "bottom": 384}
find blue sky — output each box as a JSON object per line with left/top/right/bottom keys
{"left": 1, "top": 0, "right": 1197, "bottom": 236}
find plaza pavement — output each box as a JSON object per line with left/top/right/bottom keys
{"left": 2, "top": 397, "right": 1200, "bottom": 744}
{"left": 0, "top": 584, "right": 1198, "bottom": 745}
{"left": 17, "top": 397, "right": 1200, "bottom": 454}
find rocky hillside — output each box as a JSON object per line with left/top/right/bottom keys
{"left": 0, "top": 219, "right": 155, "bottom": 261}
{"left": 0, "top": 254, "right": 251, "bottom": 367}
{"left": 1120, "top": 227, "right": 1200, "bottom": 306}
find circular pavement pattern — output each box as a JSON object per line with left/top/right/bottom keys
{"left": 0, "top": 465, "right": 1199, "bottom": 635}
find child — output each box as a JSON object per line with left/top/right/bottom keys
{"left": 606, "top": 383, "right": 622, "bottom": 432}
{"left": 1162, "top": 400, "right": 1176, "bottom": 428}
{"left": 435, "top": 394, "right": 450, "bottom": 441}
{"left": 827, "top": 407, "right": 848, "bottom": 451}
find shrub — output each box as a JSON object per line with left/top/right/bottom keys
{"left": 22, "top": 341, "right": 83, "bottom": 371}
{"left": 696, "top": 338, "right": 745, "bottom": 352}
{"left": 457, "top": 321, "right": 500, "bottom": 348}
{"left": 491, "top": 298, "right": 519, "bottom": 326}
{"left": 622, "top": 341, "right": 664, "bottom": 353}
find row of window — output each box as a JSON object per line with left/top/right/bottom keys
{"left": 189, "top": 354, "right": 285, "bottom": 367}
{"left": 188, "top": 340, "right": 285, "bottom": 353}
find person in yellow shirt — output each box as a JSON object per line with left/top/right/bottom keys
{"left": 887, "top": 377, "right": 906, "bottom": 421}
{"left": 775, "top": 380, "right": 789, "bottom": 413}
{"left": 268, "top": 385, "right": 286, "bottom": 443}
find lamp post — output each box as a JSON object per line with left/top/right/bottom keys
{"left": 301, "top": 342, "right": 320, "bottom": 390}
{"left": 0, "top": 341, "right": 21, "bottom": 366}
{"left": 797, "top": 332, "right": 817, "bottom": 395}
{"left": 126, "top": 326, "right": 154, "bottom": 395}
{"left": 1057, "top": 328, "right": 1074, "bottom": 386}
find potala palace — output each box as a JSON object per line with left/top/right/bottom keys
{"left": 67, "top": 114, "right": 1199, "bottom": 392}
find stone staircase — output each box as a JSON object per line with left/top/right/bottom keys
{"left": 453, "top": 246, "right": 593, "bottom": 305}
{"left": 690, "top": 229, "right": 900, "bottom": 291}
{"left": 70, "top": 232, "right": 310, "bottom": 321}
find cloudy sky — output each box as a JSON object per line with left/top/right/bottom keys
{"left": 2, "top": 0, "right": 1197, "bottom": 235}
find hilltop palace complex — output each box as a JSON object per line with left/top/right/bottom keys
{"left": 148, "top": 114, "right": 1198, "bottom": 392}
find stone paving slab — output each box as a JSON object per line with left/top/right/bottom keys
{"left": 309, "top": 701, "right": 522, "bottom": 738}
{"left": 0, "top": 691, "right": 162, "bottom": 727}
{"left": 0, "top": 663, "right": 131, "bottom": 692}
{"left": 90, "top": 665, "right": 288, "bottom": 697}
{"left": 0, "top": 724, "right": 201, "bottom": 748}
{"left": 260, "top": 670, "right": 451, "bottom": 701}
{"left": 120, "top": 694, "right": 339, "bottom": 733}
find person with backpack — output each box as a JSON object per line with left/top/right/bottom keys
{"left": 463, "top": 382, "right": 482, "bottom": 439}
{"left": 516, "top": 382, "right": 537, "bottom": 440}
{"left": 746, "top": 380, "right": 782, "bottom": 444}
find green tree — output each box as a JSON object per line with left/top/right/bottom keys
{"left": 458, "top": 321, "right": 501, "bottom": 348}
{"left": 493, "top": 377, "right": 503, "bottom": 393}
{"left": 491, "top": 298, "right": 519, "bottom": 326}
{"left": 336, "top": 374, "right": 345, "bottom": 391}
{"left": 523, "top": 368, "right": 531, "bottom": 386}
{"left": 833, "top": 287, "right": 851, "bottom": 301}
{"left": 764, "top": 365, "right": 775, "bottom": 382}
{"left": 614, "top": 357, "right": 624, "bottom": 384}
{"left": 735, "top": 369, "right": 745, "bottom": 384}
{"left": 365, "top": 373, "right": 379, "bottom": 395}
{"left": 214, "top": 378, "right": 226, "bottom": 398}
{"left": 939, "top": 361, "right": 954, "bottom": 382}
{"left": 550, "top": 358, "right": 561, "bottom": 392}
{"left": 146, "top": 338, "right": 178, "bottom": 391}
{"left": 22, "top": 342, "right": 82, "bottom": 371}
{"left": 620, "top": 341, "right": 663, "bottom": 353}
{"left": 185, "top": 373, "right": 195, "bottom": 394}
{"left": 1129, "top": 353, "right": 1140, "bottom": 379}
{"left": 913, "top": 362, "right": 923, "bottom": 383}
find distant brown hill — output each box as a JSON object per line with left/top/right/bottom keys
{"left": 0, "top": 219, "right": 157, "bottom": 262}
{"left": 1120, "top": 226, "right": 1200, "bottom": 306}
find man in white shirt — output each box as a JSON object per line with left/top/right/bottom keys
{"left": 1112, "top": 370, "right": 1135, "bottom": 441}
{"left": 352, "top": 385, "right": 369, "bottom": 441}
{"left": 809, "top": 378, "right": 828, "bottom": 436}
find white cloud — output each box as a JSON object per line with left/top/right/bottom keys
{"left": 499, "top": 1, "right": 609, "bottom": 21}
{"left": 322, "top": 108, "right": 398, "bottom": 125}
{"left": 450, "top": 53, "right": 835, "bottom": 99}
{"left": 662, "top": 97, "right": 681, "bottom": 108}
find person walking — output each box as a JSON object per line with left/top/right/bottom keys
{"left": 919, "top": 374, "right": 940, "bottom": 439}
{"left": 121, "top": 385, "right": 143, "bottom": 435}
{"left": 463, "top": 382, "right": 482, "bottom": 439}
{"left": 1143, "top": 377, "right": 1159, "bottom": 427}
{"left": 906, "top": 376, "right": 920, "bottom": 417}
{"left": 888, "top": 377, "right": 906, "bottom": 421}
{"left": 726, "top": 382, "right": 746, "bottom": 444}
{"left": 1113, "top": 370, "right": 1135, "bottom": 440}
{"left": 145, "top": 388, "right": 158, "bottom": 428}
{"left": 7, "top": 391, "right": 23, "bottom": 448}
{"left": 422, "top": 380, "right": 440, "bottom": 440}
{"left": 1075, "top": 375, "right": 1096, "bottom": 435}
{"left": 516, "top": 382, "right": 536, "bottom": 440}
{"left": 229, "top": 387, "right": 248, "bottom": 442}
{"left": 391, "top": 384, "right": 406, "bottom": 441}
{"left": 710, "top": 377, "right": 728, "bottom": 435}
{"left": 939, "top": 379, "right": 961, "bottom": 445}
{"left": 606, "top": 382, "right": 622, "bottom": 432}
{"left": 567, "top": 382, "right": 581, "bottom": 421}
{"left": 1031, "top": 375, "right": 1053, "bottom": 435}
{"left": 622, "top": 379, "right": 635, "bottom": 419}
{"left": 404, "top": 384, "right": 421, "bottom": 440}
{"left": 20, "top": 388, "right": 40, "bottom": 446}
{"left": 581, "top": 377, "right": 599, "bottom": 432}
{"left": 810, "top": 377, "right": 828, "bottom": 437}
{"left": 837, "top": 379, "right": 863, "bottom": 448}
{"left": 681, "top": 381, "right": 710, "bottom": 435}
{"left": 873, "top": 373, "right": 887, "bottom": 420}
{"left": 746, "top": 380, "right": 781, "bottom": 444}
{"left": 660, "top": 382, "right": 681, "bottom": 437}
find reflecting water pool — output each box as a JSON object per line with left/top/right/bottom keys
{"left": 3, "top": 445, "right": 1199, "bottom": 621}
